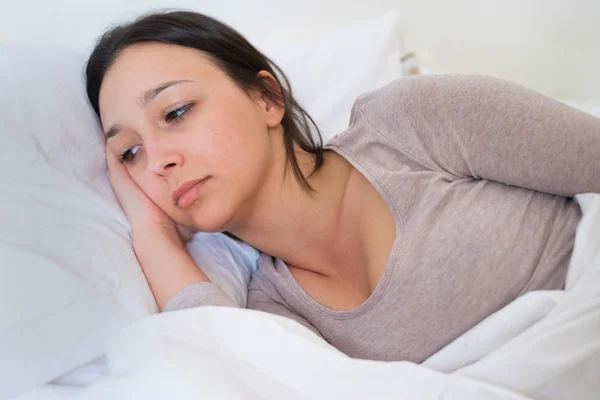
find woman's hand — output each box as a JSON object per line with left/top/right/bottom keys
{"left": 105, "top": 145, "right": 194, "bottom": 250}
{"left": 105, "top": 145, "right": 209, "bottom": 310}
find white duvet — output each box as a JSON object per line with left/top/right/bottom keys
{"left": 19, "top": 193, "right": 600, "bottom": 400}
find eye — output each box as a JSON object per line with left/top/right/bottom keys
{"left": 119, "top": 144, "right": 141, "bottom": 164}
{"left": 165, "top": 104, "right": 193, "bottom": 123}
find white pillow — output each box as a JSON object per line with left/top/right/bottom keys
{"left": 0, "top": 46, "right": 254, "bottom": 398}
{"left": 0, "top": 9, "right": 403, "bottom": 398}
{"left": 260, "top": 8, "right": 403, "bottom": 142}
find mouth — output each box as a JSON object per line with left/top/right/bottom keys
{"left": 172, "top": 178, "right": 209, "bottom": 208}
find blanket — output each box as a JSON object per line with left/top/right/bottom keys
{"left": 19, "top": 194, "right": 600, "bottom": 399}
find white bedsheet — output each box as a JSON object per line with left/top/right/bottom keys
{"left": 17, "top": 193, "right": 600, "bottom": 399}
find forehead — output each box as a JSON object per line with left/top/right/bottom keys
{"left": 98, "top": 43, "right": 224, "bottom": 118}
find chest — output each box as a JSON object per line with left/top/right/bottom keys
{"left": 288, "top": 167, "right": 397, "bottom": 311}
{"left": 274, "top": 160, "right": 577, "bottom": 362}
{"left": 286, "top": 173, "right": 556, "bottom": 312}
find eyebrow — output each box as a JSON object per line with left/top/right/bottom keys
{"left": 103, "top": 79, "right": 192, "bottom": 140}
{"left": 104, "top": 124, "right": 122, "bottom": 140}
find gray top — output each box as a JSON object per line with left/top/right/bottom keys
{"left": 164, "top": 75, "right": 600, "bottom": 363}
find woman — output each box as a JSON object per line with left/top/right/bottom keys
{"left": 86, "top": 11, "right": 600, "bottom": 363}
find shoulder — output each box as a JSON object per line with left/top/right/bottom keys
{"left": 355, "top": 74, "right": 520, "bottom": 115}
{"left": 330, "top": 74, "right": 521, "bottom": 175}
{"left": 248, "top": 254, "right": 287, "bottom": 296}
{"left": 345, "top": 74, "right": 530, "bottom": 149}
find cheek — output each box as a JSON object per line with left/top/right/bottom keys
{"left": 216, "top": 136, "right": 272, "bottom": 207}
{"left": 210, "top": 130, "right": 267, "bottom": 186}
{"left": 187, "top": 114, "right": 262, "bottom": 175}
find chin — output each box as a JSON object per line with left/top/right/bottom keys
{"left": 188, "top": 204, "right": 233, "bottom": 234}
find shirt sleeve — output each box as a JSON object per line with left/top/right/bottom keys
{"left": 162, "top": 276, "right": 325, "bottom": 341}
{"left": 163, "top": 282, "right": 238, "bottom": 312}
{"left": 357, "top": 74, "right": 600, "bottom": 197}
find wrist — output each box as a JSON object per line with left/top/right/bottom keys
{"left": 132, "top": 228, "right": 186, "bottom": 258}
{"left": 130, "top": 233, "right": 210, "bottom": 311}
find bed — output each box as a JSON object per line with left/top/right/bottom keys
{"left": 1, "top": 2, "right": 599, "bottom": 399}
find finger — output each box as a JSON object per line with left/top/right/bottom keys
{"left": 105, "top": 145, "right": 131, "bottom": 185}
{"left": 104, "top": 145, "right": 147, "bottom": 216}
{"left": 105, "top": 145, "right": 132, "bottom": 197}
{"left": 104, "top": 145, "right": 173, "bottom": 231}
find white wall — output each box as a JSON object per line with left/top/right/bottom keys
{"left": 1, "top": 0, "right": 599, "bottom": 102}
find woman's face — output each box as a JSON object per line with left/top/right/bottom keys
{"left": 99, "top": 42, "right": 284, "bottom": 232}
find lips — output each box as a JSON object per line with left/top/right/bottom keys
{"left": 172, "top": 178, "right": 207, "bottom": 208}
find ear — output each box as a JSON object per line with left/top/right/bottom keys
{"left": 253, "top": 70, "right": 286, "bottom": 128}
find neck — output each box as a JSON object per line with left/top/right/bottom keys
{"left": 229, "top": 131, "right": 353, "bottom": 276}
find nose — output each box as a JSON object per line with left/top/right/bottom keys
{"left": 146, "top": 143, "right": 184, "bottom": 177}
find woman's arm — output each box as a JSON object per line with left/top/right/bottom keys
{"left": 135, "top": 237, "right": 216, "bottom": 311}
{"left": 358, "top": 74, "right": 600, "bottom": 196}
{"left": 105, "top": 146, "right": 233, "bottom": 311}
